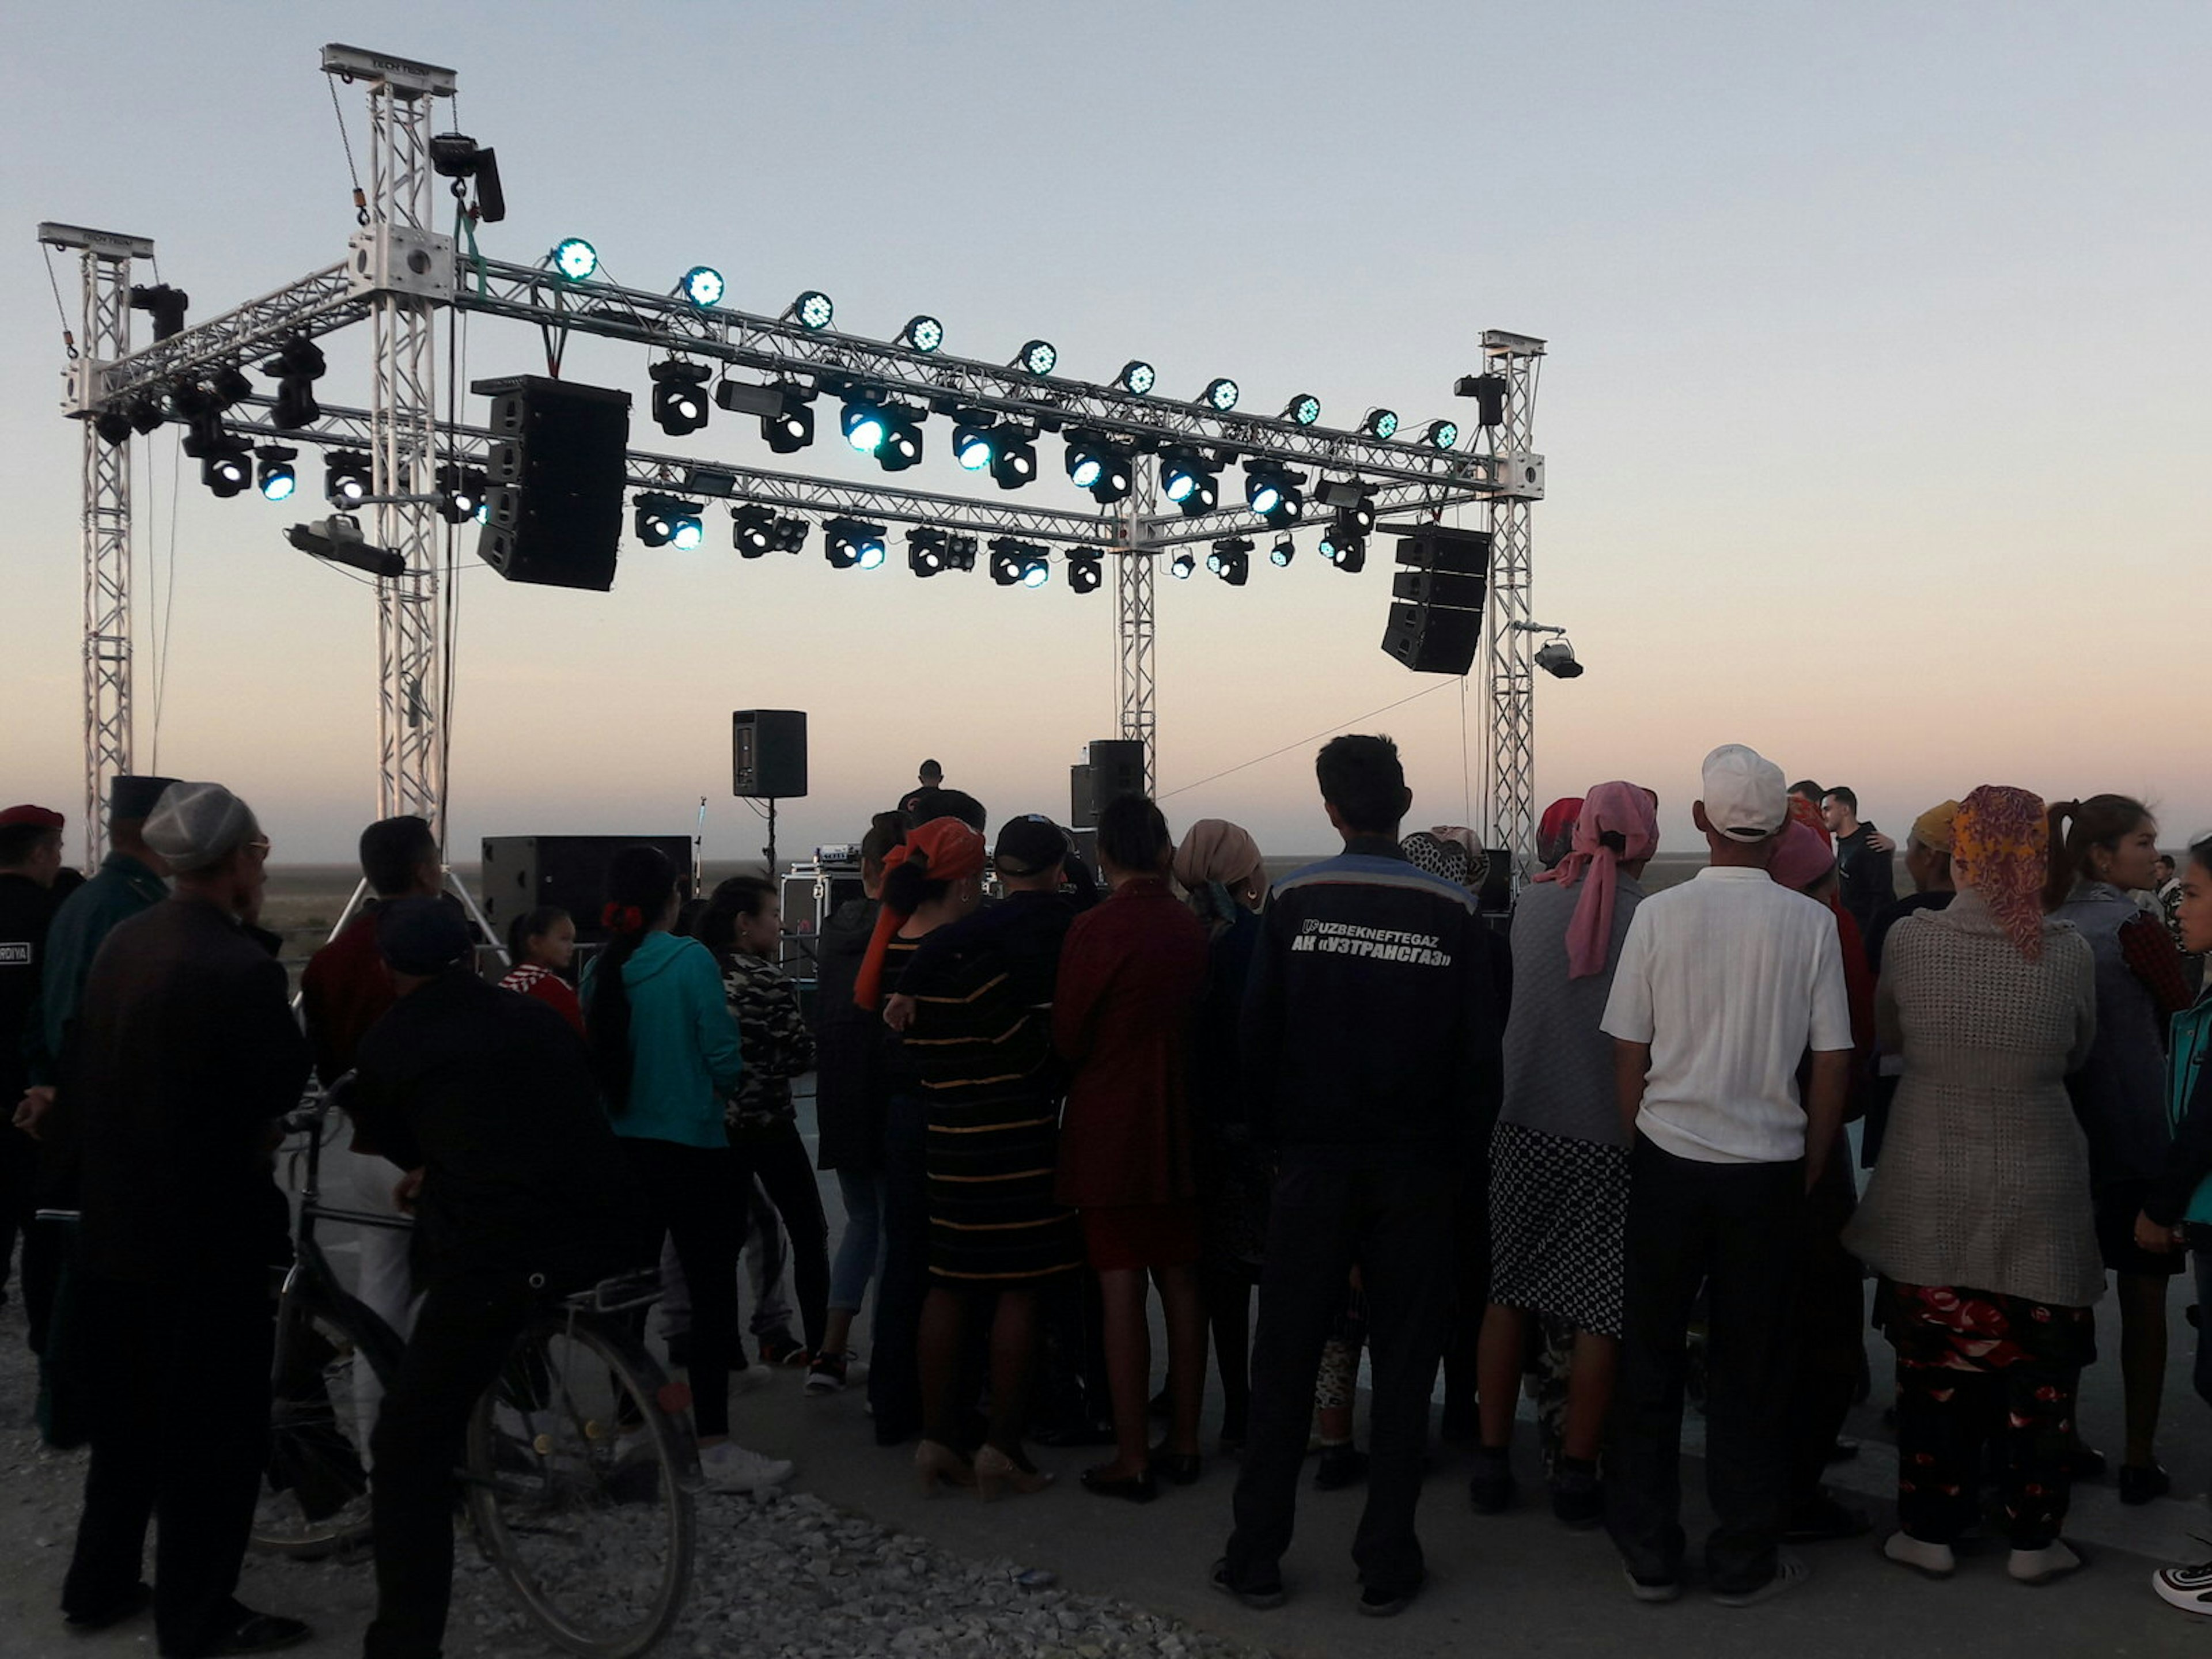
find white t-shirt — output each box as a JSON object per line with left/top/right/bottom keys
{"left": 1600, "top": 865, "right": 1854, "bottom": 1164}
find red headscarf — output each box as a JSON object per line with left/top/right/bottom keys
{"left": 1770, "top": 796, "right": 1838, "bottom": 893}
{"left": 853, "top": 816, "right": 987, "bottom": 1010}
{"left": 1952, "top": 785, "right": 2049, "bottom": 960}
{"left": 1536, "top": 781, "right": 1658, "bottom": 979}
{"left": 1537, "top": 797, "right": 1584, "bottom": 869}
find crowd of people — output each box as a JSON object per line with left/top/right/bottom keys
{"left": 1, "top": 741, "right": 2210, "bottom": 1654}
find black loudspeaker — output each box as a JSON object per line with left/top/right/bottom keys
{"left": 1070, "top": 738, "right": 1146, "bottom": 827}
{"left": 472, "top": 376, "right": 631, "bottom": 591}
{"left": 733, "top": 710, "right": 808, "bottom": 798}
{"left": 479, "top": 834, "right": 695, "bottom": 945}
{"left": 1381, "top": 527, "right": 1492, "bottom": 676}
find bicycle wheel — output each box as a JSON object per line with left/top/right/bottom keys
{"left": 464, "top": 1313, "right": 696, "bottom": 1658}
{"left": 255, "top": 1283, "right": 382, "bottom": 1559}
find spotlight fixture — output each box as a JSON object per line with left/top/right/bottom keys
{"left": 952, "top": 420, "right": 997, "bottom": 472}
{"left": 1206, "top": 538, "right": 1252, "bottom": 588}
{"left": 733, "top": 504, "right": 776, "bottom": 557}
{"left": 261, "top": 336, "right": 326, "bottom": 431}
{"left": 787, "top": 290, "right": 835, "bottom": 331}
{"left": 677, "top": 266, "right": 725, "bottom": 308}
{"left": 325, "top": 450, "right": 373, "bottom": 508}
{"left": 1115, "top": 360, "right": 1156, "bottom": 396}
{"left": 875, "top": 408, "right": 923, "bottom": 472}
{"left": 822, "top": 517, "right": 887, "bottom": 570}
{"left": 92, "top": 406, "right": 135, "bottom": 445}
{"left": 650, "top": 360, "right": 713, "bottom": 435}
{"left": 1159, "top": 447, "right": 1218, "bottom": 516}
{"left": 286, "top": 514, "right": 404, "bottom": 579}
{"left": 842, "top": 397, "right": 890, "bottom": 455}
{"left": 988, "top": 429, "right": 1038, "bottom": 491}
{"left": 1068, "top": 552, "right": 1104, "bottom": 594}
{"left": 1455, "top": 372, "right": 1510, "bottom": 427}
{"left": 434, "top": 463, "right": 487, "bottom": 523}
{"left": 1200, "top": 377, "right": 1240, "bottom": 413}
{"left": 1422, "top": 418, "right": 1460, "bottom": 451}
{"left": 1013, "top": 339, "right": 1058, "bottom": 376}
{"left": 128, "top": 283, "right": 189, "bottom": 340}
{"left": 1282, "top": 394, "right": 1321, "bottom": 427}
{"left": 1317, "top": 478, "right": 1377, "bottom": 533}
{"left": 988, "top": 539, "right": 1051, "bottom": 588}
{"left": 1332, "top": 536, "right": 1367, "bottom": 575}
{"left": 1063, "top": 431, "right": 1133, "bottom": 505}
{"left": 1270, "top": 533, "right": 1296, "bottom": 568}
{"left": 634, "top": 493, "right": 704, "bottom": 551}
{"left": 755, "top": 385, "right": 814, "bottom": 453}
{"left": 167, "top": 376, "right": 223, "bottom": 422}
{"left": 255, "top": 445, "right": 298, "bottom": 501}
{"left": 897, "top": 315, "right": 944, "bottom": 353}
{"left": 907, "top": 528, "right": 951, "bottom": 577}
{"left": 550, "top": 237, "right": 598, "bottom": 281}
{"left": 199, "top": 438, "right": 252, "bottom": 499}
{"left": 942, "top": 533, "right": 978, "bottom": 573}
{"left": 124, "top": 392, "right": 166, "bottom": 435}
{"left": 1243, "top": 461, "right": 1304, "bottom": 528}
{"left": 206, "top": 365, "right": 254, "bottom": 408}
{"left": 1170, "top": 551, "right": 1196, "bottom": 579}
{"left": 770, "top": 515, "right": 809, "bottom": 554}
{"left": 1361, "top": 408, "right": 1399, "bottom": 440}
{"left": 1536, "top": 639, "right": 1584, "bottom": 679}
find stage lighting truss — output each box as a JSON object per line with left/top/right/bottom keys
{"left": 1206, "top": 537, "right": 1252, "bottom": 587}
{"left": 1159, "top": 447, "right": 1218, "bottom": 516}
{"left": 1067, "top": 551, "right": 1104, "bottom": 593}
{"left": 1243, "top": 460, "right": 1304, "bottom": 528}
{"left": 635, "top": 493, "right": 704, "bottom": 550}
{"left": 823, "top": 517, "right": 887, "bottom": 570}
{"left": 989, "top": 537, "right": 1051, "bottom": 588}
{"left": 1063, "top": 430, "right": 1134, "bottom": 505}
{"left": 324, "top": 449, "right": 373, "bottom": 507}
{"left": 651, "top": 359, "right": 712, "bottom": 435}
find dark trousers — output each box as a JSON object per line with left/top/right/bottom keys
{"left": 1607, "top": 1135, "right": 1802, "bottom": 1594}
{"left": 1892, "top": 1358, "right": 2076, "bottom": 1550}
{"left": 728, "top": 1119, "right": 831, "bottom": 1355}
{"left": 0, "top": 1116, "right": 35, "bottom": 1306}
{"left": 363, "top": 1272, "right": 538, "bottom": 1659}
{"left": 61, "top": 1271, "right": 275, "bottom": 1654}
{"left": 1787, "top": 1146, "right": 1863, "bottom": 1504}
{"left": 1225, "top": 1147, "right": 1457, "bottom": 1597}
{"left": 868, "top": 1094, "right": 930, "bottom": 1444}
{"left": 626, "top": 1138, "right": 742, "bottom": 1439}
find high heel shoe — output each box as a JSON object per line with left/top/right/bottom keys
{"left": 1081, "top": 1463, "right": 1158, "bottom": 1503}
{"left": 974, "top": 1444, "right": 1054, "bottom": 1501}
{"left": 914, "top": 1440, "right": 975, "bottom": 1498}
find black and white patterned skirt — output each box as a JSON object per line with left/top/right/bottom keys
{"left": 1487, "top": 1120, "right": 1629, "bottom": 1339}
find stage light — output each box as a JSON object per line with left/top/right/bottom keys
{"left": 898, "top": 315, "right": 944, "bottom": 353}
{"left": 1361, "top": 408, "right": 1399, "bottom": 440}
{"left": 167, "top": 376, "right": 222, "bottom": 422}
{"left": 92, "top": 407, "right": 134, "bottom": 445}
{"left": 1423, "top": 418, "right": 1460, "bottom": 451}
{"left": 207, "top": 365, "right": 254, "bottom": 408}
{"left": 989, "top": 431, "right": 1037, "bottom": 491}
{"left": 1333, "top": 536, "right": 1366, "bottom": 574}
{"left": 1319, "top": 517, "right": 1368, "bottom": 571}
{"left": 1270, "top": 533, "right": 1296, "bottom": 568}
{"left": 200, "top": 440, "right": 252, "bottom": 499}
{"left": 1171, "top": 551, "right": 1196, "bottom": 579}
{"left": 771, "top": 515, "right": 809, "bottom": 554}
{"left": 1283, "top": 394, "right": 1321, "bottom": 427}
{"left": 128, "top": 283, "right": 189, "bottom": 340}
{"left": 1244, "top": 461, "right": 1304, "bottom": 527}
{"left": 953, "top": 422, "right": 995, "bottom": 472}
{"left": 124, "top": 392, "right": 166, "bottom": 435}
{"left": 634, "top": 494, "right": 703, "bottom": 550}
{"left": 732, "top": 506, "right": 775, "bottom": 557}
{"left": 1064, "top": 431, "right": 1132, "bottom": 504}
{"left": 1069, "top": 552, "right": 1104, "bottom": 593}
{"left": 1207, "top": 538, "right": 1252, "bottom": 588}
{"left": 255, "top": 445, "right": 298, "bottom": 501}
{"left": 551, "top": 238, "right": 597, "bottom": 281}
{"left": 789, "top": 290, "right": 834, "bottom": 331}
{"left": 1536, "top": 640, "right": 1584, "bottom": 679}
{"left": 989, "top": 539, "right": 1050, "bottom": 588}
{"left": 325, "top": 450, "right": 373, "bottom": 507}
{"left": 843, "top": 398, "right": 889, "bottom": 454}
{"left": 1200, "top": 377, "right": 1240, "bottom": 412}
{"left": 1014, "top": 339, "right": 1057, "bottom": 376}
{"left": 679, "top": 266, "right": 724, "bottom": 308}
{"left": 1160, "top": 448, "right": 1218, "bottom": 516}
{"left": 876, "top": 408, "right": 923, "bottom": 472}
{"left": 1317, "top": 478, "right": 1377, "bottom": 532}
{"left": 907, "top": 528, "right": 950, "bottom": 577}
{"left": 286, "top": 514, "right": 403, "bottom": 579}
{"left": 759, "top": 387, "right": 814, "bottom": 453}
{"left": 262, "top": 335, "right": 325, "bottom": 431}
{"left": 435, "top": 463, "right": 486, "bottom": 524}
{"left": 651, "top": 361, "right": 712, "bottom": 435}
{"left": 823, "top": 518, "right": 887, "bottom": 570}
{"left": 1117, "top": 361, "right": 1156, "bottom": 396}
{"left": 1455, "top": 372, "right": 1510, "bottom": 427}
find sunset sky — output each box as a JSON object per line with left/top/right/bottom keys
{"left": 6, "top": 2, "right": 2207, "bottom": 868}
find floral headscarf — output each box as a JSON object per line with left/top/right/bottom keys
{"left": 1952, "top": 785, "right": 2048, "bottom": 960}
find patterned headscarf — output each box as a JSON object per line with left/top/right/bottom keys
{"left": 1952, "top": 785, "right": 2048, "bottom": 960}
{"left": 1537, "top": 797, "right": 1584, "bottom": 870}
{"left": 1536, "top": 781, "right": 1660, "bottom": 978}
{"left": 854, "top": 816, "right": 987, "bottom": 1009}
{"left": 1402, "top": 831, "right": 1475, "bottom": 889}
{"left": 1911, "top": 800, "right": 1961, "bottom": 853}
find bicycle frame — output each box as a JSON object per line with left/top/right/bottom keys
{"left": 278, "top": 1090, "right": 410, "bottom": 1385}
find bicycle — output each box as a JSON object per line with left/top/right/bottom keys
{"left": 257, "top": 1090, "right": 699, "bottom": 1658}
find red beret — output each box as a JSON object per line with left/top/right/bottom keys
{"left": 0, "top": 805, "right": 65, "bottom": 831}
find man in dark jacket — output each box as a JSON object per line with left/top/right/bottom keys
{"left": 0, "top": 804, "right": 66, "bottom": 1324}
{"left": 348, "top": 897, "right": 646, "bottom": 1659}
{"left": 1217, "top": 735, "right": 1505, "bottom": 1619}
{"left": 58, "top": 781, "right": 313, "bottom": 1658}
{"left": 1821, "top": 786, "right": 1896, "bottom": 933}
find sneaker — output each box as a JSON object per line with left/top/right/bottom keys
{"left": 1314, "top": 1444, "right": 1369, "bottom": 1491}
{"left": 758, "top": 1333, "right": 809, "bottom": 1368}
{"left": 1785, "top": 1490, "right": 1872, "bottom": 1543}
{"left": 805, "top": 1351, "right": 849, "bottom": 1395}
{"left": 2153, "top": 1554, "right": 2212, "bottom": 1615}
{"left": 1209, "top": 1556, "right": 1286, "bottom": 1611}
{"left": 1550, "top": 1462, "right": 1604, "bottom": 1531}
{"left": 699, "top": 1440, "right": 794, "bottom": 1494}
{"left": 1712, "top": 1551, "right": 1812, "bottom": 1607}
{"left": 1623, "top": 1566, "right": 1682, "bottom": 1604}
{"left": 1468, "top": 1446, "right": 1516, "bottom": 1515}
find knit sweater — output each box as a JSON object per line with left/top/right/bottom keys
{"left": 1843, "top": 889, "right": 2103, "bottom": 1307}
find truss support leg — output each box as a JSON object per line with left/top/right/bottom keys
{"left": 75, "top": 248, "right": 142, "bottom": 867}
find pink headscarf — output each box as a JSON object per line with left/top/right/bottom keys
{"left": 1537, "top": 781, "right": 1660, "bottom": 978}
{"left": 1769, "top": 800, "right": 1838, "bottom": 894}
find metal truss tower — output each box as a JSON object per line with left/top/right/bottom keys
{"left": 1115, "top": 469, "right": 1162, "bottom": 793}
{"left": 329, "top": 45, "right": 456, "bottom": 836}
{"left": 40, "top": 224, "right": 152, "bottom": 867}
{"left": 1476, "top": 331, "right": 1548, "bottom": 882}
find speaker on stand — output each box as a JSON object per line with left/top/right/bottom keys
{"left": 733, "top": 710, "right": 809, "bottom": 878}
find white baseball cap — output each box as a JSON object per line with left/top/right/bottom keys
{"left": 1700, "top": 745, "right": 1787, "bottom": 843}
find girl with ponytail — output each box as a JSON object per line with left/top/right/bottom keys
{"left": 2046, "top": 794, "right": 2196, "bottom": 1503}
{"left": 581, "top": 846, "right": 787, "bottom": 1493}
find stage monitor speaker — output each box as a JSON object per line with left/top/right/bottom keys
{"left": 479, "top": 834, "right": 695, "bottom": 945}
{"left": 1381, "top": 603, "right": 1484, "bottom": 675}
{"left": 1070, "top": 738, "right": 1146, "bottom": 827}
{"left": 733, "top": 710, "right": 809, "bottom": 798}
{"left": 1391, "top": 567, "right": 1488, "bottom": 609}
{"left": 471, "top": 375, "right": 630, "bottom": 592}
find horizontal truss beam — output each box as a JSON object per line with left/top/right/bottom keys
{"left": 83, "top": 266, "right": 366, "bottom": 408}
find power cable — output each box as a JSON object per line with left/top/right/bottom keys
{"left": 1158, "top": 678, "right": 1457, "bottom": 801}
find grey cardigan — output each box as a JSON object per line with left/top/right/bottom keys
{"left": 1843, "top": 889, "right": 2104, "bottom": 1308}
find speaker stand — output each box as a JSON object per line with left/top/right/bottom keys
{"left": 763, "top": 797, "right": 778, "bottom": 882}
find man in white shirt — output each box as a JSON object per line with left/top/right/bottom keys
{"left": 1600, "top": 744, "right": 1853, "bottom": 1608}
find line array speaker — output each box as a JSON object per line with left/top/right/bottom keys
{"left": 472, "top": 375, "right": 631, "bottom": 591}
{"left": 1381, "top": 527, "right": 1492, "bottom": 676}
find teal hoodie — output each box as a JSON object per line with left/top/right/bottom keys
{"left": 582, "top": 932, "right": 745, "bottom": 1149}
